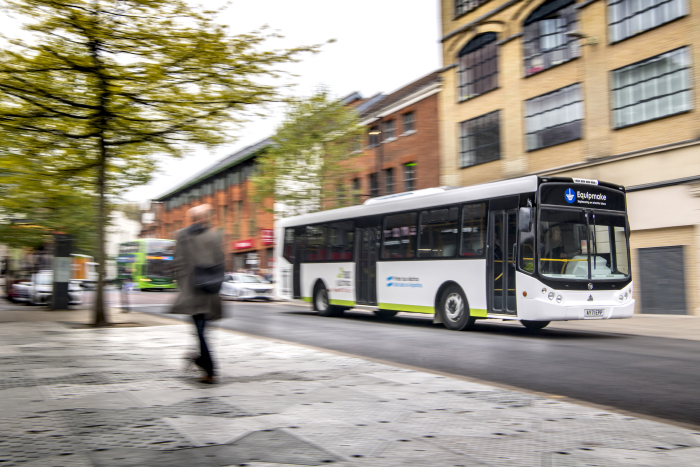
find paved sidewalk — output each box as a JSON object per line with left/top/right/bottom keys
{"left": 480, "top": 313, "right": 700, "bottom": 341}
{"left": 1, "top": 308, "right": 699, "bottom": 466}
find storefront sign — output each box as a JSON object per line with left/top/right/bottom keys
{"left": 233, "top": 239, "right": 254, "bottom": 250}
{"left": 260, "top": 229, "right": 274, "bottom": 245}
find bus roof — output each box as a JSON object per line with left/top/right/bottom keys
{"left": 277, "top": 176, "right": 627, "bottom": 228}
{"left": 278, "top": 176, "right": 539, "bottom": 228}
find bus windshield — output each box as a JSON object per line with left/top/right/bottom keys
{"left": 145, "top": 258, "right": 173, "bottom": 278}
{"left": 539, "top": 208, "right": 630, "bottom": 280}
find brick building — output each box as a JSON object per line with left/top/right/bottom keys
{"left": 438, "top": 0, "right": 699, "bottom": 314}
{"left": 154, "top": 139, "right": 275, "bottom": 273}
{"left": 353, "top": 71, "right": 442, "bottom": 198}
{"left": 151, "top": 72, "right": 443, "bottom": 273}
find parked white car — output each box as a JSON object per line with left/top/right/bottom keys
{"left": 220, "top": 273, "right": 274, "bottom": 301}
{"left": 12, "top": 271, "right": 83, "bottom": 306}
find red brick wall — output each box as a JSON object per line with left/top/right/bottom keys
{"left": 156, "top": 174, "right": 274, "bottom": 273}
{"left": 351, "top": 93, "right": 440, "bottom": 200}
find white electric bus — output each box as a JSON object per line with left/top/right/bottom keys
{"left": 273, "top": 176, "right": 634, "bottom": 331}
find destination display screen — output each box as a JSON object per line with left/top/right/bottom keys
{"left": 539, "top": 183, "right": 626, "bottom": 211}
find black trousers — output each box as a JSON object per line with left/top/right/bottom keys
{"left": 192, "top": 314, "right": 214, "bottom": 377}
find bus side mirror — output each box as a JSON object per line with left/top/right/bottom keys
{"left": 519, "top": 207, "right": 532, "bottom": 232}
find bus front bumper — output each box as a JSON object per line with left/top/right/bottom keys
{"left": 516, "top": 298, "right": 635, "bottom": 321}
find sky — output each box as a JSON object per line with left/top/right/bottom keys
{"left": 124, "top": 0, "right": 443, "bottom": 204}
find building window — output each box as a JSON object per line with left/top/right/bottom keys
{"left": 233, "top": 200, "right": 242, "bottom": 237}
{"left": 369, "top": 173, "right": 379, "bottom": 198}
{"left": 458, "top": 32, "right": 498, "bottom": 101}
{"left": 385, "top": 168, "right": 395, "bottom": 195}
{"left": 249, "top": 203, "right": 256, "bottom": 237}
{"left": 369, "top": 126, "right": 380, "bottom": 147}
{"left": 612, "top": 47, "right": 692, "bottom": 128}
{"left": 383, "top": 120, "right": 396, "bottom": 141}
{"left": 609, "top": 0, "right": 687, "bottom": 43}
{"left": 523, "top": 0, "right": 579, "bottom": 76}
{"left": 336, "top": 183, "right": 346, "bottom": 208}
{"left": 525, "top": 84, "right": 582, "bottom": 151}
{"left": 459, "top": 110, "right": 501, "bottom": 168}
{"left": 404, "top": 163, "right": 416, "bottom": 192}
{"left": 455, "top": 0, "right": 491, "bottom": 17}
{"left": 353, "top": 178, "right": 361, "bottom": 204}
{"left": 402, "top": 112, "right": 415, "bottom": 133}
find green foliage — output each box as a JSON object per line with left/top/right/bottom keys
{"left": 0, "top": 0, "right": 321, "bottom": 321}
{"left": 252, "top": 88, "right": 363, "bottom": 218}
{"left": 0, "top": 0, "right": 320, "bottom": 195}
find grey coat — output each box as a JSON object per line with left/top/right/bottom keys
{"left": 170, "top": 224, "right": 224, "bottom": 320}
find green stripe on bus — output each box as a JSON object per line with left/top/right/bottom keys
{"left": 378, "top": 303, "right": 434, "bottom": 314}
{"left": 377, "top": 304, "right": 488, "bottom": 317}
{"left": 330, "top": 299, "right": 355, "bottom": 307}
{"left": 302, "top": 297, "right": 312, "bottom": 303}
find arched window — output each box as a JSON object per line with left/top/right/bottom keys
{"left": 523, "top": 0, "right": 579, "bottom": 76}
{"left": 458, "top": 32, "right": 498, "bottom": 101}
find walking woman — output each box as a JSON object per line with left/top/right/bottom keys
{"left": 171, "top": 204, "right": 224, "bottom": 383}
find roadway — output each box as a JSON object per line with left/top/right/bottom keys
{"left": 88, "top": 289, "right": 700, "bottom": 428}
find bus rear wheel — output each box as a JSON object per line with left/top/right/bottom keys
{"left": 313, "top": 283, "right": 339, "bottom": 317}
{"left": 439, "top": 285, "right": 474, "bottom": 331}
{"left": 520, "top": 320, "right": 550, "bottom": 331}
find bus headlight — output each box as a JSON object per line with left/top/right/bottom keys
{"left": 548, "top": 292, "right": 555, "bottom": 301}
{"left": 624, "top": 292, "right": 628, "bottom": 301}
{"left": 618, "top": 294, "right": 624, "bottom": 303}
{"left": 556, "top": 295, "right": 563, "bottom": 303}
{"left": 542, "top": 288, "right": 547, "bottom": 295}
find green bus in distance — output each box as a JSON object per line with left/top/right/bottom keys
{"left": 117, "top": 239, "right": 177, "bottom": 290}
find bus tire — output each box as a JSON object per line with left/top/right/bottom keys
{"left": 374, "top": 309, "right": 398, "bottom": 320}
{"left": 313, "top": 282, "right": 338, "bottom": 317}
{"left": 520, "top": 320, "right": 550, "bottom": 331}
{"left": 439, "top": 285, "right": 474, "bottom": 331}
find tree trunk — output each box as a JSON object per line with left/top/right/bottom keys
{"left": 93, "top": 140, "right": 108, "bottom": 326}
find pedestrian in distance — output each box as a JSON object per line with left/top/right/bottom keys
{"left": 171, "top": 204, "right": 225, "bottom": 384}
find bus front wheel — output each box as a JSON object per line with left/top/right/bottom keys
{"left": 313, "top": 283, "right": 339, "bottom": 317}
{"left": 439, "top": 285, "right": 475, "bottom": 331}
{"left": 520, "top": 320, "right": 550, "bottom": 331}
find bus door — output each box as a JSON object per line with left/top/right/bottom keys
{"left": 293, "top": 226, "right": 305, "bottom": 299}
{"left": 355, "top": 217, "right": 380, "bottom": 305}
{"left": 488, "top": 197, "right": 519, "bottom": 315}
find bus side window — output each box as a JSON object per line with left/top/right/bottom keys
{"left": 418, "top": 207, "right": 459, "bottom": 258}
{"left": 383, "top": 212, "right": 418, "bottom": 259}
{"left": 283, "top": 228, "right": 295, "bottom": 263}
{"left": 306, "top": 225, "right": 327, "bottom": 262}
{"left": 329, "top": 221, "right": 354, "bottom": 261}
{"left": 461, "top": 203, "right": 486, "bottom": 257}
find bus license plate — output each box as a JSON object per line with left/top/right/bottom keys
{"left": 585, "top": 309, "right": 604, "bottom": 318}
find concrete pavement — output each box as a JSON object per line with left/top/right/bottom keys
{"left": 1, "top": 305, "right": 700, "bottom": 466}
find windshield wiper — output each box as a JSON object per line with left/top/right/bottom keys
{"left": 591, "top": 212, "right": 597, "bottom": 275}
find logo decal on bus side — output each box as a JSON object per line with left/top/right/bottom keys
{"left": 386, "top": 276, "right": 423, "bottom": 288}
{"left": 565, "top": 188, "right": 576, "bottom": 204}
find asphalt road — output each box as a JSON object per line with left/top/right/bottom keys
{"left": 102, "top": 290, "right": 700, "bottom": 428}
